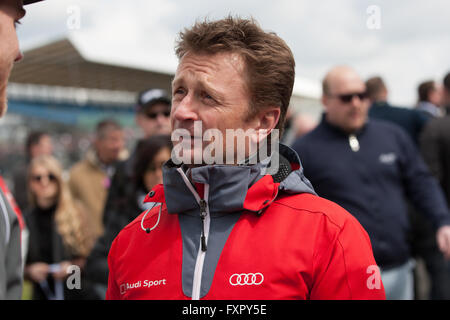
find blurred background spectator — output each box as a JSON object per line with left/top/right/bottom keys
{"left": 292, "top": 65, "right": 450, "bottom": 300}
{"left": 135, "top": 88, "right": 172, "bottom": 138}
{"left": 419, "top": 72, "right": 450, "bottom": 299}
{"left": 443, "top": 73, "right": 450, "bottom": 112}
{"left": 24, "top": 155, "right": 96, "bottom": 300}
{"left": 366, "top": 75, "right": 449, "bottom": 300}
{"left": 68, "top": 119, "right": 127, "bottom": 241}
{"left": 85, "top": 135, "right": 172, "bottom": 299}
{"left": 367, "top": 76, "right": 429, "bottom": 145}
{"left": 416, "top": 80, "right": 444, "bottom": 118}
{"left": 12, "top": 131, "right": 54, "bottom": 212}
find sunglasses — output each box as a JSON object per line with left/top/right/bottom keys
{"left": 145, "top": 110, "right": 170, "bottom": 119}
{"left": 31, "top": 173, "right": 57, "bottom": 183}
{"left": 332, "top": 92, "right": 368, "bottom": 103}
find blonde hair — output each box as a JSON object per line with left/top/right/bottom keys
{"left": 28, "top": 155, "right": 95, "bottom": 258}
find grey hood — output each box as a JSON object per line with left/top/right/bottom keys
{"left": 141, "top": 143, "right": 316, "bottom": 299}
{"left": 162, "top": 143, "right": 316, "bottom": 216}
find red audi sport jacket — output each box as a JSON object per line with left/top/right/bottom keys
{"left": 106, "top": 145, "right": 385, "bottom": 300}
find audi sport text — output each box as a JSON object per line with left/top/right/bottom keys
{"left": 119, "top": 279, "right": 167, "bottom": 295}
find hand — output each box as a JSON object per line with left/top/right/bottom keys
{"left": 26, "top": 262, "right": 50, "bottom": 283}
{"left": 52, "top": 261, "right": 72, "bottom": 280}
{"left": 436, "top": 225, "right": 450, "bottom": 259}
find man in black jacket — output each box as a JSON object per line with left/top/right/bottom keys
{"left": 421, "top": 72, "right": 450, "bottom": 222}
{"left": 366, "top": 76, "right": 445, "bottom": 300}
{"left": 418, "top": 73, "right": 450, "bottom": 299}
{"left": 292, "top": 65, "right": 450, "bottom": 300}
{"left": 366, "top": 76, "right": 429, "bottom": 145}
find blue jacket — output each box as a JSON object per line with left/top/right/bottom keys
{"left": 292, "top": 115, "right": 450, "bottom": 269}
{"left": 369, "top": 101, "right": 429, "bottom": 145}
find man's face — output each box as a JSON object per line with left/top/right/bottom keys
{"left": 95, "top": 129, "right": 125, "bottom": 165}
{"left": 136, "top": 103, "right": 171, "bottom": 138}
{"left": 322, "top": 69, "right": 370, "bottom": 133}
{"left": 429, "top": 83, "right": 443, "bottom": 107}
{"left": 0, "top": 0, "right": 25, "bottom": 117}
{"left": 171, "top": 51, "right": 257, "bottom": 165}
{"left": 30, "top": 135, "right": 53, "bottom": 158}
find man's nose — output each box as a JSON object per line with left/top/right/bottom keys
{"left": 172, "top": 94, "right": 199, "bottom": 122}
{"left": 350, "top": 95, "right": 362, "bottom": 107}
{"left": 15, "top": 51, "right": 24, "bottom": 63}
{"left": 156, "top": 113, "right": 169, "bottom": 124}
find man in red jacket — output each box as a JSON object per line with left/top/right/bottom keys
{"left": 106, "top": 16, "right": 385, "bottom": 300}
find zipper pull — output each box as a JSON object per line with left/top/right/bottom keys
{"left": 199, "top": 199, "right": 208, "bottom": 252}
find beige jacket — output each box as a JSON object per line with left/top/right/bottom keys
{"left": 68, "top": 149, "right": 127, "bottom": 238}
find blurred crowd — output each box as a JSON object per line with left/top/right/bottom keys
{"left": 3, "top": 70, "right": 448, "bottom": 300}
{"left": 10, "top": 89, "right": 173, "bottom": 299}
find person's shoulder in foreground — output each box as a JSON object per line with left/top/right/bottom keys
{"left": 0, "top": 0, "right": 45, "bottom": 301}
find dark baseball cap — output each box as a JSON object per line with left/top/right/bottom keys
{"left": 136, "top": 88, "right": 171, "bottom": 112}
{"left": 24, "top": 0, "right": 43, "bottom": 5}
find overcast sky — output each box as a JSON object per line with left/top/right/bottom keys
{"left": 17, "top": 0, "right": 450, "bottom": 106}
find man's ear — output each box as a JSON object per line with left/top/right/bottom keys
{"left": 251, "top": 107, "right": 281, "bottom": 144}
{"left": 321, "top": 95, "right": 331, "bottom": 113}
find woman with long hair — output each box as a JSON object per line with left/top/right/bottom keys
{"left": 24, "top": 155, "right": 95, "bottom": 300}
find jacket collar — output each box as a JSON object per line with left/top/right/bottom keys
{"left": 145, "top": 144, "right": 316, "bottom": 216}
{"left": 320, "top": 112, "right": 369, "bottom": 137}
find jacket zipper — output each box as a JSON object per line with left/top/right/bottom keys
{"left": 199, "top": 199, "right": 208, "bottom": 252}
{"left": 175, "top": 168, "right": 210, "bottom": 300}
{"left": 192, "top": 187, "right": 210, "bottom": 300}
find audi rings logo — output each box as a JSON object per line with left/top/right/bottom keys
{"left": 229, "top": 273, "right": 264, "bottom": 286}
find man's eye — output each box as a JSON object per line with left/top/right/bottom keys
{"left": 173, "top": 88, "right": 185, "bottom": 96}
{"left": 202, "top": 92, "right": 215, "bottom": 101}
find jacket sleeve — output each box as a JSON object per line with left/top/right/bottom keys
{"left": 85, "top": 205, "right": 130, "bottom": 288}
{"left": 397, "top": 125, "right": 450, "bottom": 230}
{"left": 105, "top": 236, "right": 121, "bottom": 300}
{"left": 310, "top": 215, "right": 386, "bottom": 300}
{"left": 419, "top": 119, "right": 443, "bottom": 183}
{"left": 0, "top": 190, "right": 23, "bottom": 300}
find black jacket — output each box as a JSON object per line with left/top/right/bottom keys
{"left": 292, "top": 115, "right": 450, "bottom": 269}
{"left": 25, "top": 206, "right": 71, "bottom": 300}
{"left": 84, "top": 157, "right": 144, "bottom": 299}
{"left": 25, "top": 206, "right": 96, "bottom": 300}
{"left": 420, "top": 115, "right": 450, "bottom": 205}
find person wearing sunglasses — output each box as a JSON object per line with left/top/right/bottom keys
{"left": 135, "top": 88, "right": 171, "bottom": 138}
{"left": 24, "top": 155, "right": 96, "bottom": 300}
{"left": 292, "top": 65, "right": 450, "bottom": 300}
{"left": 82, "top": 91, "right": 171, "bottom": 299}
{"left": 0, "top": 0, "right": 44, "bottom": 300}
